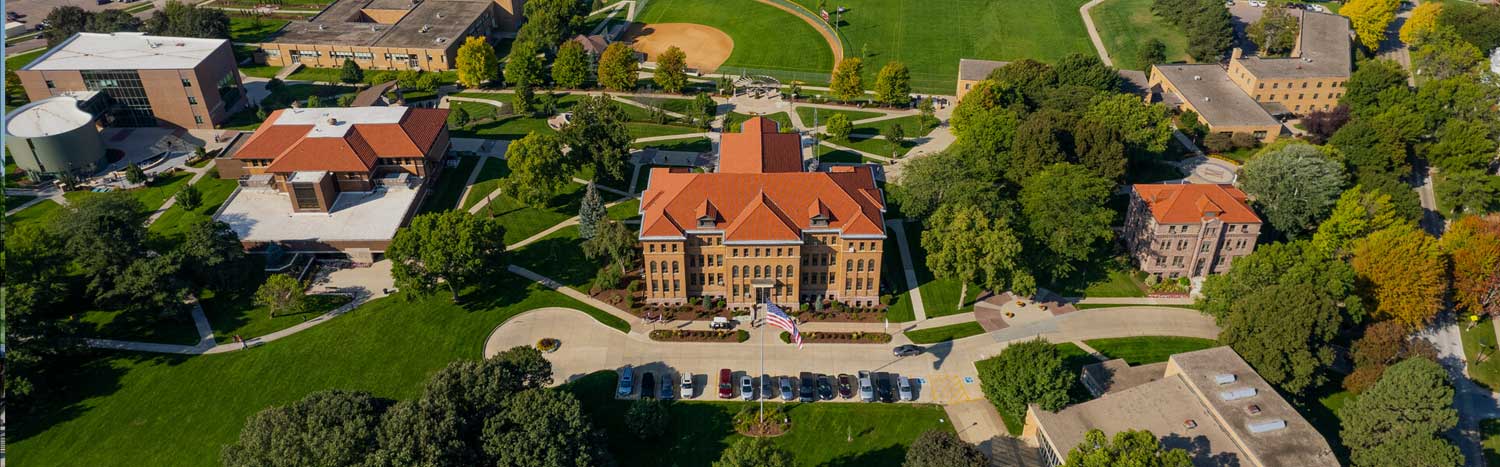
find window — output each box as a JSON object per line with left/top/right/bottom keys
{"left": 181, "top": 78, "right": 192, "bottom": 87}
{"left": 1168, "top": 226, "right": 1177, "bottom": 234}
{"left": 650, "top": 262, "right": 657, "bottom": 273}
{"left": 1301, "top": 82, "right": 1308, "bottom": 88}
{"left": 1272, "top": 83, "right": 1279, "bottom": 89}
{"left": 1312, "top": 93, "right": 1319, "bottom": 99}
{"left": 1298, "top": 94, "right": 1304, "bottom": 99}
{"left": 1200, "top": 243, "right": 1211, "bottom": 253}
{"left": 846, "top": 260, "right": 853, "bottom": 271}
{"left": 1252, "top": 130, "right": 1267, "bottom": 139}
{"left": 187, "top": 96, "right": 197, "bottom": 105}
{"left": 1258, "top": 82, "right": 1264, "bottom": 89}
{"left": 265, "top": 49, "right": 280, "bottom": 58}
{"left": 673, "top": 261, "right": 679, "bottom": 273}
{"left": 45, "top": 80, "right": 55, "bottom": 88}
{"left": 354, "top": 52, "right": 374, "bottom": 60}
{"left": 1316, "top": 82, "right": 1323, "bottom": 88}
{"left": 194, "top": 115, "right": 204, "bottom": 124}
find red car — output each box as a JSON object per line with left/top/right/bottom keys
{"left": 718, "top": 369, "right": 734, "bottom": 399}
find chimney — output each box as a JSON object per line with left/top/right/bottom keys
{"left": 1231, "top": 48, "right": 1243, "bottom": 61}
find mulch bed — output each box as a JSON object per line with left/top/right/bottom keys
{"left": 780, "top": 331, "right": 892, "bottom": 344}
{"left": 649, "top": 329, "right": 750, "bottom": 343}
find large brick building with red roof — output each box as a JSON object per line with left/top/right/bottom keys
{"left": 638, "top": 117, "right": 887, "bottom": 308}
{"left": 1123, "top": 184, "right": 1263, "bottom": 278}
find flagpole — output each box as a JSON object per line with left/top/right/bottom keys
{"left": 758, "top": 288, "right": 765, "bottom": 426}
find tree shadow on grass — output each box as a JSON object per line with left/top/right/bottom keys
{"left": 824, "top": 444, "right": 907, "bottom": 467}
{"left": 457, "top": 272, "right": 543, "bottom": 313}
{"left": 9, "top": 351, "right": 189, "bottom": 444}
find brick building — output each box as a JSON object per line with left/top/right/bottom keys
{"left": 1148, "top": 11, "right": 1352, "bottom": 142}
{"left": 213, "top": 106, "right": 450, "bottom": 256}
{"left": 15, "top": 32, "right": 244, "bottom": 130}
{"left": 637, "top": 117, "right": 887, "bottom": 309}
{"left": 1123, "top": 184, "right": 1262, "bottom": 278}
{"left": 256, "top": 0, "right": 520, "bottom": 71}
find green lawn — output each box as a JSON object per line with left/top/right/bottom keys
{"left": 1482, "top": 419, "right": 1500, "bottom": 467}
{"left": 6, "top": 48, "right": 45, "bottom": 72}
{"left": 795, "top": 106, "right": 885, "bottom": 126}
{"left": 419, "top": 156, "right": 480, "bottom": 213}
{"left": 1461, "top": 318, "right": 1500, "bottom": 391}
{"left": 790, "top": 0, "right": 1095, "bottom": 92}
{"left": 637, "top": 0, "right": 835, "bottom": 78}
{"left": 6, "top": 198, "right": 66, "bottom": 231}
{"left": 201, "top": 288, "right": 351, "bottom": 344}
{"left": 849, "top": 115, "right": 939, "bottom": 140}
{"left": 607, "top": 198, "right": 642, "bottom": 221}
{"left": 1090, "top": 0, "right": 1191, "bottom": 71}
{"left": 508, "top": 225, "right": 598, "bottom": 289}
{"left": 5, "top": 194, "right": 37, "bottom": 211}
{"left": 263, "top": 84, "right": 358, "bottom": 108}
{"left": 1125, "top": 160, "right": 1185, "bottom": 183}
{"left": 238, "top": 64, "right": 282, "bottom": 79}
{"left": 725, "top": 111, "right": 795, "bottom": 132}
{"left": 221, "top": 107, "right": 265, "bottom": 131}
{"left": 76, "top": 308, "right": 203, "bottom": 346}
{"left": 1082, "top": 336, "right": 1217, "bottom": 365}
{"left": 1298, "top": 381, "right": 1353, "bottom": 464}
{"left": 816, "top": 145, "right": 881, "bottom": 164}
{"left": 621, "top": 95, "right": 699, "bottom": 114}
{"left": 631, "top": 136, "right": 713, "bottom": 152}
{"left": 975, "top": 341, "right": 1093, "bottom": 435}
{"left": 906, "top": 322, "right": 986, "bottom": 344}
{"left": 841, "top": 135, "right": 918, "bottom": 158}
{"left": 882, "top": 229, "right": 916, "bottom": 322}
{"left": 461, "top": 157, "right": 509, "bottom": 210}
{"left": 900, "top": 222, "right": 979, "bottom": 318}
{"left": 10, "top": 279, "right": 611, "bottom": 467}
{"left": 1078, "top": 270, "right": 1147, "bottom": 297}
{"left": 626, "top": 122, "right": 705, "bottom": 139}
{"left": 229, "top": 17, "right": 290, "bottom": 43}
{"left": 285, "top": 66, "right": 345, "bottom": 83}
{"left": 148, "top": 173, "right": 239, "bottom": 242}
{"left": 451, "top": 94, "right": 697, "bottom": 140}
{"left": 566, "top": 371, "right": 954, "bottom": 467}
{"left": 473, "top": 176, "right": 589, "bottom": 245}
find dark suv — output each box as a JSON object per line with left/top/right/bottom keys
{"left": 875, "top": 372, "right": 895, "bottom": 403}
{"left": 798, "top": 372, "right": 817, "bottom": 402}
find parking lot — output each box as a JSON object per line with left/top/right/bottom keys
{"left": 611, "top": 367, "right": 986, "bottom": 405}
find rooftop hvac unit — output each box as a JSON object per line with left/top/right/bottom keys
{"left": 1214, "top": 373, "right": 1236, "bottom": 385}
{"left": 1219, "top": 387, "right": 1257, "bottom": 401}
{"left": 1247, "top": 419, "right": 1287, "bottom": 433}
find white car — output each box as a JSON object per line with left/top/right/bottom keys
{"left": 1309, "top": 4, "right": 1325, "bottom": 11}
{"left": 1253, "top": 1, "right": 1267, "bottom": 6}
{"left": 680, "top": 373, "right": 695, "bottom": 399}
{"left": 739, "top": 375, "right": 755, "bottom": 401}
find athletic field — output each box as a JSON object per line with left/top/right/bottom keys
{"left": 1090, "top": 0, "right": 1191, "bottom": 70}
{"left": 635, "top": 0, "right": 835, "bottom": 79}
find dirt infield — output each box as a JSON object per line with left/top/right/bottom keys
{"left": 623, "top": 23, "right": 734, "bottom": 72}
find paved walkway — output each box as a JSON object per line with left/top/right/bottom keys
{"left": 1419, "top": 318, "right": 1500, "bottom": 467}
{"left": 1078, "top": 0, "right": 1116, "bottom": 67}
{"left": 886, "top": 219, "right": 929, "bottom": 321}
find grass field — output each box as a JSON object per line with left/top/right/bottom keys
{"left": 6, "top": 48, "right": 45, "bottom": 72}
{"left": 631, "top": 136, "right": 713, "bottom": 152}
{"left": 637, "top": 0, "right": 835, "bottom": 79}
{"left": 1483, "top": 419, "right": 1500, "bottom": 467}
{"left": 77, "top": 309, "right": 202, "bottom": 346}
{"left": 229, "top": 17, "right": 290, "bottom": 43}
{"left": 817, "top": 145, "right": 873, "bottom": 163}
{"left": 5, "top": 194, "right": 36, "bottom": 211}
{"left": 472, "top": 176, "right": 590, "bottom": 245}
{"left": 420, "top": 156, "right": 480, "bottom": 213}
{"left": 202, "top": 289, "right": 351, "bottom": 344}
{"left": 147, "top": 174, "right": 239, "bottom": 242}
{"left": 906, "top": 322, "right": 986, "bottom": 344}
{"left": 566, "top": 371, "right": 953, "bottom": 467}
{"left": 461, "top": 157, "right": 508, "bottom": 210}
{"left": 1083, "top": 336, "right": 1217, "bottom": 365}
{"left": 1090, "top": 0, "right": 1191, "bottom": 71}
{"left": 898, "top": 222, "right": 979, "bottom": 318}
{"left": 882, "top": 230, "right": 917, "bottom": 322}
{"left": 1461, "top": 318, "right": 1500, "bottom": 391}
{"left": 725, "top": 111, "right": 795, "bottom": 132}
{"left": 790, "top": 0, "right": 1095, "bottom": 92}
{"left": 795, "top": 106, "right": 885, "bottom": 126}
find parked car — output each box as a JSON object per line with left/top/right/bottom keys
{"left": 709, "top": 317, "right": 734, "bottom": 329}
{"left": 6, "top": 12, "right": 22, "bottom": 21}
{"left": 875, "top": 372, "right": 895, "bottom": 403}
{"left": 740, "top": 375, "right": 755, "bottom": 401}
{"left": 641, "top": 372, "right": 656, "bottom": 399}
{"left": 898, "top": 376, "right": 914, "bottom": 401}
{"left": 660, "top": 373, "right": 675, "bottom": 400}
{"left": 893, "top": 344, "right": 925, "bottom": 357}
{"left": 817, "top": 375, "right": 835, "bottom": 401}
{"left": 718, "top": 369, "right": 734, "bottom": 399}
{"left": 681, "top": 373, "right": 695, "bottom": 399}
{"left": 1309, "top": 4, "right": 1325, "bottom": 11}
{"left": 780, "top": 376, "right": 796, "bottom": 401}
{"left": 838, "top": 374, "right": 854, "bottom": 399}
{"left": 799, "top": 373, "right": 817, "bottom": 402}
{"left": 858, "top": 371, "right": 875, "bottom": 402}
{"left": 761, "top": 375, "right": 775, "bottom": 400}
{"left": 617, "top": 366, "right": 635, "bottom": 397}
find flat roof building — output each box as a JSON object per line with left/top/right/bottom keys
{"left": 15, "top": 32, "right": 245, "bottom": 130}
{"left": 1023, "top": 346, "right": 1339, "bottom": 467}
{"left": 256, "top": 0, "right": 520, "bottom": 71}
{"left": 213, "top": 106, "right": 451, "bottom": 255}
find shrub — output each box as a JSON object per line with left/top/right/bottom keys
{"left": 881, "top": 294, "right": 894, "bottom": 306}
{"left": 1204, "top": 132, "right": 1234, "bottom": 153}
{"left": 1230, "top": 132, "right": 1259, "bottom": 150}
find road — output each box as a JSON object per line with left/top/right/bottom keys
{"left": 1419, "top": 319, "right": 1500, "bottom": 467}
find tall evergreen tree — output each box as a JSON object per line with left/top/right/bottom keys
{"left": 578, "top": 181, "right": 605, "bottom": 239}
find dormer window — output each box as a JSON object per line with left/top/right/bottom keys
{"left": 810, "top": 214, "right": 829, "bottom": 227}
{"left": 697, "top": 216, "right": 714, "bottom": 229}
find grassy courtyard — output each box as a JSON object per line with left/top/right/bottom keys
{"left": 10, "top": 279, "right": 608, "bottom": 466}
{"left": 1083, "top": 336, "right": 1217, "bottom": 365}
{"left": 147, "top": 173, "right": 239, "bottom": 243}
{"left": 906, "top": 322, "right": 986, "bottom": 344}
{"left": 1089, "top": 0, "right": 1191, "bottom": 71}
{"left": 419, "top": 155, "right": 481, "bottom": 213}
{"left": 566, "top": 371, "right": 954, "bottom": 467}
{"left": 790, "top": 0, "right": 1095, "bottom": 92}
{"left": 637, "top": 0, "right": 835, "bottom": 78}
{"left": 898, "top": 222, "right": 980, "bottom": 318}
{"left": 1461, "top": 317, "right": 1500, "bottom": 391}
{"left": 795, "top": 106, "right": 885, "bottom": 126}
{"left": 228, "top": 17, "right": 290, "bottom": 43}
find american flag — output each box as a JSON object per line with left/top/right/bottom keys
{"left": 766, "top": 304, "right": 802, "bottom": 349}
{"left": 820, "top": 9, "right": 830, "bottom": 21}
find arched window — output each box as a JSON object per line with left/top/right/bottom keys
{"left": 775, "top": 265, "right": 783, "bottom": 277}
{"left": 754, "top": 265, "right": 762, "bottom": 277}
{"left": 673, "top": 261, "right": 680, "bottom": 273}
{"left": 846, "top": 260, "right": 853, "bottom": 271}
{"left": 650, "top": 262, "right": 657, "bottom": 273}
{"left": 741, "top": 265, "right": 749, "bottom": 277}
{"left": 867, "top": 259, "right": 876, "bottom": 271}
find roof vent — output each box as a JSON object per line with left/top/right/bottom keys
{"left": 1220, "top": 387, "right": 1257, "bottom": 401}
{"left": 1214, "top": 373, "right": 1236, "bottom": 385}
{"left": 1247, "top": 404, "right": 1262, "bottom": 415}
{"left": 420, "top": 25, "right": 431, "bottom": 33}
{"left": 1184, "top": 419, "right": 1198, "bottom": 429}
{"left": 1193, "top": 75, "right": 1202, "bottom": 80}
{"left": 319, "top": 24, "right": 326, "bottom": 30}
{"left": 1247, "top": 419, "right": 1287, "bottom": 433}
{"left": 325, "top": 117, "right": 338, "bottom": 125}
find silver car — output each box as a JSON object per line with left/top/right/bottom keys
{"left": 780, "top": 377, "right": 796, "bottom": 401}
{"left": 898, "top": 376, "right": 914, "bottom": 401}
{"left": 740, "top": 375, "right": 755, "bottom": 401}
{"left": 859, "top": 371, "right": 875, "bottom": 402}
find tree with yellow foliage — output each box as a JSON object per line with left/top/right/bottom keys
{"left": 1342, "top": 0, "right": 1401, "bottom": 51}
{"left": 1352, "top": 224, "right": 1448, "bottom": 330}
{"left": 1400, "top": 3, "right": 1442, "bottom": 44}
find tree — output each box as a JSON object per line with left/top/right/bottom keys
{"left": 904, "top": 429, "right": 986, "bottom": 467}
{"left": 653, "top": 46, "right": 688, "bottom": 93}
{"left": 949, "top": 80, "right": 1024, "bottom": 139}
{"left": 481, "top": 389, "right": 610, "bottom": 467}
{"left": 978, "top": 338, "right": 1073, "bottom": 425}
{"left": 889, "top": 149, "right": 1008, "bottom": 221}
{"left": 221, "top": 390, "right": 381, "bottom": 467}
{"left": 448, "top": 105, "right": 471, "bottom": 128}
{"left": 987, "top": 59, "right": 1057, "bottom": 101}
{"left": 5, "top": 226, "right": 80, "bottom": 401}
{"left": 1439, "top": 2, "right": 1500, "bottom": 52}
{"left": 1066, "top": 429, "right": 1192, "bottom": 467}
{"left": 176, "top": 219, "right": 251, "bottom": 290}
{"left": 336, "top": 58, "right": 363, "bottom": 84}
{"left": 562, "top": 95, "right": 633, "bottom": 182}
{"left": 1340, "top": 60, "right": 1408, "bottom": 112}
{"left": 1426, "top": 118, "right": 1496, "bottom": 172}
{"left": 1302, "top": 105, "right": 1351, "bottom": 144}
{"left": 1019, "top": 163, "right": 1116, "bottom": 282}
{"left": 124, "top": 163, "right": 146, "bottom": 184}
{"left": 714, "top": 437, "right": 794, "bottom": 467}
{"left": 583, "top": 220, "right": 637, "bottom": 273}
{"left": 514, "top": 0, "right": 588, "bottom": 50}
{"left": 1219, "top": 283, "right": 1344, "bottom": 395}
{"left": 1437, "top": 170, "right": 1500, "bottom": 217}
{"left": 1410, "top": 27, "right": 1484, "bottom": 82}
{"left": 1054, "top": 53, "right": 1120, "bottom": 92}
{"left": 144, "top": 1, "right": 231, "bottom": 39}
{"left": 625, "top": 399, "right": 670, "bottom": 439}
{"left": 397, "top": 69, "right": 440, "bottom": 93}
{"left": 1400, "top": 2, "right": 1442, "bottom": 43}
{"left": 1237, "top": 143, "right": 1346, "bottom": 236}
{"left": 552, "top": 40, "right": 590, "bottom": 89}
{"left": 503, "top": 132, "right": 573, "bottom": 206}
{"left": 174, "top": 183, "right": 203, "bottom": 210}
{"left": 59, "top": 193, "right": 151, "bottom": 296}
{"left": 1344, "top": 320, "right": 1438, "bottom": 393}
{"left": 577, "top": 182, "right": 605, "bottom": 239}
{"left": 825, "top": 114, "right": 853, "bottom": 141}
{"left": 923, "top": 203, "right": 1034, "bottom": 307}
{"left": 87, "top": 9, "right": 143, "bottom": 34}
{"left": 1311, "top": 185, "right": 1406, "bottom": 257}
{"left": 875, "top": 61, "right": 912, "bottom": 106}
{"left": 1443, "top": 215, "right": 1500, "bottom": 317}
{"left": 1138, "top": 38, "right": 1167, "bottom": 67}
{"left": 688, "top": 93, "right": 717, "bottom": 128}
{"left": 1084, "top": 94, "right": 1172, "bottom": 152}
{"left": 883, "top": 123, "right": 907, "bottom": 156}
{"left": 387, "top": 211, "right": 506, "bottom": 302}
{"left": 830, "top": 57, "right": 866, "bottom": 101}
{"left": 1247, "top": 7, "right": 1301, "bottom": 56}
{"left": 918, "top": 97, "right": 937, "bottom": 127}
{"left": 1339, "top": 358, "right": 1462, "bottom": 467}
{"left": 1328, "top": 118, "right": 1408, "bottom": 183}
{"left": 1351, "top": 224, "right": 1448, "bottom": 330}
{"left": 1341, "top": 0, "right": 1401, "bottom": 51}
{"left": 1009, "top": 110, "right": 1070, "bottom": 181}
{"left": 456, "top": 36, "right": 499, "bottom": 88}
{"left": 307, "top": 95, "right": 325, "bottom": 108}
{"left": 43, "top": 6, "right": 91, "bottom": 46}
{"left": 505, "top": 39, "right": 546, "bottom": 89}
{"left": 1153, "top": 0, "right": 1232, "bottom": 61}
{"left": 254, "top": 274, "right": 308, "bottom": 318}
{"left": 1072, "top": 117, "right": 1127, "bottom": 183}
{"left": 597, "top": 42, "right": 639, "bottom": 92}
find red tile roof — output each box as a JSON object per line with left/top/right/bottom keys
{"left": 234, "top": 107, "right": 448, "bottom": 174}
{"left": 718, "top": 117, "right": 803, "bottom": 174}
{"left": 1133, "top": 184, "right": 1262, "bottom": 224}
